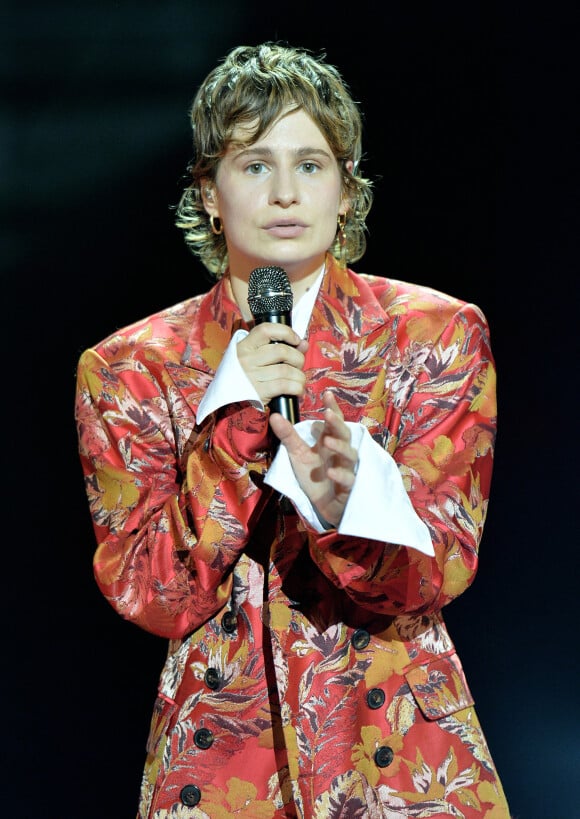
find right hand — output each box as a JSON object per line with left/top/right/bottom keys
{"left": 236, "top": 322, "right": 308, "bottom": 408}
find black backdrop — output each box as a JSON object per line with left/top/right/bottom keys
{"left": 3, "top": 2, "right": 578, "bottom": 817}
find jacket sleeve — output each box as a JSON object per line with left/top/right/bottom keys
{"left": 308, "top": 302, "right": 497, "bottom": 615}
{"left": 75, "top": 344, "right": 272, "bottom": 639}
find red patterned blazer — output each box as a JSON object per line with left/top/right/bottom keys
{"left": 75, "top": 254, "right": 510, "bottom": 817}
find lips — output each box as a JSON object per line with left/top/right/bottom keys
{"left": 264, "top": 218, "right": 307, "bottom": 229}
{"left": 265, "top": 222, "right": 307, "bottom": 238}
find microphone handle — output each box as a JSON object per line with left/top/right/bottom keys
{"left": 270, "top": 393, "right": 300, "bottom": 424}
{"left": 253, "top": 310, "right": 300, "bottom": 424}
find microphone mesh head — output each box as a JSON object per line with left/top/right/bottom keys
{"left": 247, "top": 266, "right": 293, "bottom": 316}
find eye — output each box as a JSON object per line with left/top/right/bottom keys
{"left": 300, "top": 161, "right": 319, "bottom": 174}
{"left": 246, "top": 162, "right": 267, "bottom": 175}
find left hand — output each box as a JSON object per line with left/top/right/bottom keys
{"left": 269, "top": 390, "right": 358, "bottom": 528}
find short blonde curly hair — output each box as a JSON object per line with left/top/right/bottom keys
{"left": 175, "top": 42, "right": 373, "bottom": 278}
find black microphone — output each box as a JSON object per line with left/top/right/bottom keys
{"left": 247, "top": 265, "right": 300, "bottom": 424}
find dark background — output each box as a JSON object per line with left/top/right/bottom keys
{"left": 3, "top": 2, "right": 578, "bottom": 817}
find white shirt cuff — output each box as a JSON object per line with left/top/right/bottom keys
{"left": 264, "top": 421, "right": 435, "bottom": 557}
{"left": 196, "top": 329, "right": 263, "bottom": 425}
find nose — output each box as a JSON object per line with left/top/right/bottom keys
{"left": 269, "top": 168, "right": 299, "bottom": 207}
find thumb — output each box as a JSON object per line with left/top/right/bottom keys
{"left": 268, "top": 412, "right": 296, "bottom": 447}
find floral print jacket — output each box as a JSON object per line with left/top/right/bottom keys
{"left": 75, "top": 255, "right": 510, "bottom": 818}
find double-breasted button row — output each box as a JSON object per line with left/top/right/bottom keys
{"left": 180, "top": 725, "right": 215, "bottom": 804}
{"left": 181, "top": 612, "right": 232, "bottom": 808}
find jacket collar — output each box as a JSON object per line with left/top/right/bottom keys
{"left": 180, "top": 254, "right": 388, "bottom": 375}
{"left": 308, "top": 254, "right": 387, "bottom": 341}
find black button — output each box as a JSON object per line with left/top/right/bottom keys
{"left": 222, "top": 611, "right": 237, "bottom": 634}
{"left": 351, "top": 628, "right": 371, "bottom": 650}
{"left": 366, "top": 688, "right": 385, "bottom": 709}
{"left": 180, "top": 784, "right": 201, "bottom": 806}
{"left": 203, "top": 437, "right": 210, "bottom": 452}
{"left": 374, "top": 745, "right": 394, "bottom": 768}
{"left": 204, "top": 667, "right": 220, "bottom": 690}
{"left": 194, "top": 727, "right": 214, "bottom": 750}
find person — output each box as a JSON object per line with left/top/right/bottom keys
{"left": 75, "top": 42, "right": 511, "bottom": 818}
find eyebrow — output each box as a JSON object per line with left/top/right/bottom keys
{"left": 232, "top": 146, "right": 333, "bottom": 160}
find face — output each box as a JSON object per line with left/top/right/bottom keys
{"left": 203, "top": 108, "right": 350, "bottom": 284}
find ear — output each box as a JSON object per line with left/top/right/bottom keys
{"left": 200, "top": 179, "right": 219, "bottom": 216}
{"left": 339, "top": 196, "right": 351, "bottom": 218}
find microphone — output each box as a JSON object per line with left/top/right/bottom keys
{"left": 247, "top": 265, "right": 300, "bottom": 424}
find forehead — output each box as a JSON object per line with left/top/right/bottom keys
{"left": 229, "top": 107, "right": 332, "bottom": 152}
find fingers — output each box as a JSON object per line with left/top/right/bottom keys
{"left": 237, "top": 322, "right": 307, "bottom": 406}
{"left": 326, "top": 458, "right": 358, "bottom": 489}
{"left": 269, "top": 412, "right": 301, "bottom": 449}
{"left": 238, "top": 324, "right": 306, "bottom": 369}
{"left": 253, "top": 342, "right": 305, "bottom": 371}
{"left": 319, "top": 390, "right": 358, "bottom": 477}
{"left": 245, "top": 322, "right": 304, "bottom": 349}
{"left": 320, "top": 390, "right": 350, "bottom": 444}
{"left": 259, "top": 369, "right": 306, "bottom": 406}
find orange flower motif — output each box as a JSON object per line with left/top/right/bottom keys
{"left": 202, "top": 777, "right": 278, "bottom": 817}
{"left": 202, "top": 320, "right": 232, "bottom": 371}
{"left": 351, "top": 725, "right": 404, "bottom": 786}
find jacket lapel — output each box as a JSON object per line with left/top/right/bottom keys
{"left": 163, "top": 278, "right": 245, "bottom": 427}
{"left": 163, "top": 257, "right": 397, "bottom": 443}
{"left": 302, "top": 256, "right": 395, "bottom": 432}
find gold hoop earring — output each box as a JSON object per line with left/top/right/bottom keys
{"left": 210, "top": 215, "right": 223, "bottom": 236}
{"left": 337, "top": 213, "right": 347, "bottom": 246}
